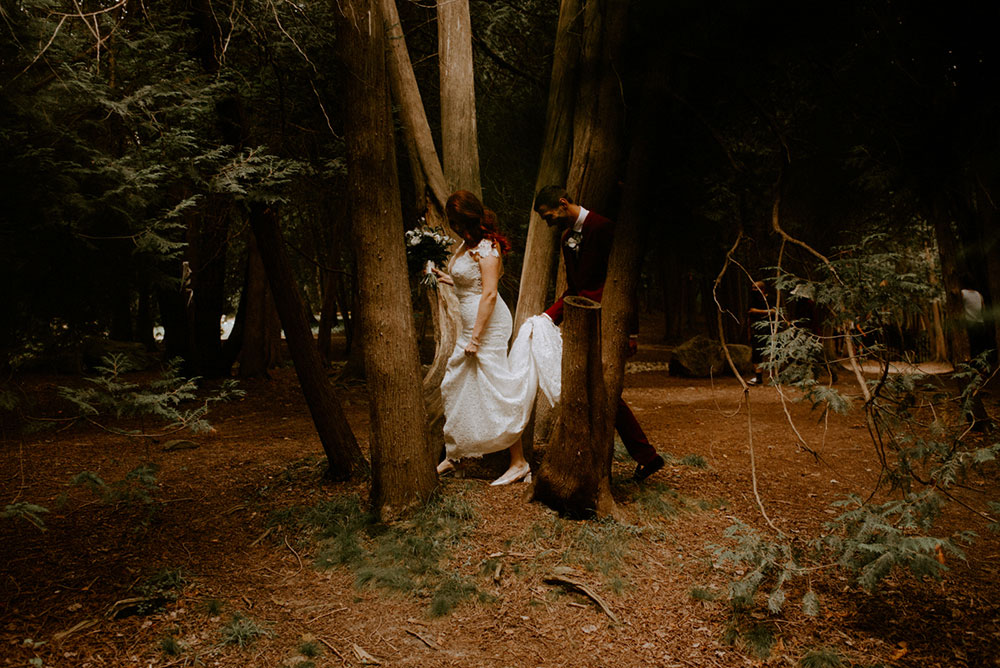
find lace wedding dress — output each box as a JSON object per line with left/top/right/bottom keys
{"left": 440, "top": 239, "right": 562, "bottom": 460}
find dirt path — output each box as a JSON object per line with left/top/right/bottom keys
{"left": 2, "top": 359, "right": 998, "bottom": 667}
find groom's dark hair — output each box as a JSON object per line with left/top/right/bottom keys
{"left": 533, "top": 185, "right": 572, "bottom": 211}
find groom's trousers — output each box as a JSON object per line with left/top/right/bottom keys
{"left": 616, "top": 398, "right": 658, "bottom": 465}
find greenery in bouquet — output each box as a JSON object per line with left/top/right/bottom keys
{"left": 405, "top": 224, "right": 454, "bottom": 287}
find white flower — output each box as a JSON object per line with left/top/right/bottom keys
{"left": 409, "top": 235, "right": 422, "bottom": 246}
{"left": 565, "top": 231, "right": 583, "bottom": 252}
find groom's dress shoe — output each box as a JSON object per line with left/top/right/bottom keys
{"left": 633, "top": 454, "right": 665, "bottom": 482}
{"left": 490, "top": 463, "right": 530, "bottom": 486}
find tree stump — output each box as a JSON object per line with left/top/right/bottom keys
{"left": 531, "top": 296, "right": 614, "bottom": 517}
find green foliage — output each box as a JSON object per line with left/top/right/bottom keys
{"left": 297, "top": 640, "right": 322, "bottom": 658}
{"left": 800, "top": 648, "right": 843, "bottom": 668}
{"left": 680, "top": 454, "right": 709, "bottom": 469}
{"left": 159, "top": 636, "right": 184, "bottom": 657}
{"left": 58, "top": 355, "right": 243, "bottom": 435}
{"left": 1, "top": 502, "right": 50, "bottom": 531}
{"left": 219, "top": 614, "right": 269, "bottom": 648}
{"left": 70, "top": 463, "right": 160, "bottom": 512}
{"left": 690, "top": 587, "right": 719, "bottom": 601}
{"left": 293, "top": 492, "right": 483, "bottom": 617}
{"left": 203, "top": 598, "right": 225, "bottom": 616}
{"left": 634, "top": 482, "right": 680, "bottom": 519}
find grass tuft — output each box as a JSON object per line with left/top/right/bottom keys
{"left": 298, "top": 639, "right": 322, "bottom": 658}
{"left": 743, "top": 624, "right": 775, "bottom": 659}
{"left": 800, "top": 648, "right": 843, "bottom": 668}
{"left": 689, "top": 587, "right": 719, "bottom": 601}
{"left": 429, "top": 575, "right": 480, "bottom": 617}
{"left": 219, "top": 613, "right": 268, "bottom": 648}
{"left": 159, "top": 636, "right": 183, "bottom": 656}
{"left": 202, "top": 598, "right": 224, "bottom": 615}
{"left": 680, "top": 453, "right": 708, "bottom": 468}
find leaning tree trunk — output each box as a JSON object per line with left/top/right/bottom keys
{"left": 438, "top": 0, "right": 481, "bottom": 197}
{"left": 383, "top": 0, "right": 449, "bottom": 227}
{"left": 249, "top": 205, "right": 368, "bottom": 480}
{"left": 338, "top": 0, "right": 438, "bottom": 518}
{"left": 512, "top": 0, "right": 582, "bottom": 333}
{"left": 565, "top": 0, "right": 629, "bottom": 217}
{"left": 532, "top": 296, "right": 613, "bottom": 517}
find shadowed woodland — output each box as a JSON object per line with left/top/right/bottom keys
{"left": 2, "top": 1, "right": 999, "bottom": 666}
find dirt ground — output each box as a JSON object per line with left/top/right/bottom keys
{"left": 2, "top": 331, "right": 999, "bottom": 668}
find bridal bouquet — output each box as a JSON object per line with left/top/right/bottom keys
{"left": 405, "top": 223, "right": 453, "bottom": 287}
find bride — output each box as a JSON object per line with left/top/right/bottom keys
{"left": 432, "top": 191, "right": 561, "bottom": 486}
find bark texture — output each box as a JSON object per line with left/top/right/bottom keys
{"left": 532, "top": 297, "right": 613, "bottom": 517}
{"left": 564, "top": 0, "right": 629, "bottom": 216}
{"left": 338, "top": 0, "right": 438, "bottom": 517}
{"left": 382, "top": 0, "right": 449, "bottom": 226}
{"left": 438, "top": 0, "right": 481, "bottom": 197}
{"left": 512, "top": 0, "right": 582, "bottom": 333}
{"left": 249, "top": 205, "right": 368, "bottom": 480}
{"left": 236, "top": 232, "right": 282, "bottom": 378}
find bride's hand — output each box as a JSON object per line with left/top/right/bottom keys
{"left": 431, "top": 267, "right": 454, "bottom": 285}
{"left": 464, "top": 336, "right": 481, "bottom": 357}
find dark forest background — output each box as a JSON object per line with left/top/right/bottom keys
{"left": 1, "top": 0, "right": 997, "bottom": 373}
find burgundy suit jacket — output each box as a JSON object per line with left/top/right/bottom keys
{"left": 544, "top": 210, "right": 615, "bottom": 325}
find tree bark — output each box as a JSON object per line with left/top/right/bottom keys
{"left": 382, "top": 0, "right": 449, "bottom": 227}
{"left": 565, "top": 0, "right": 629, "bottom": 216}
{"left": 249, "top": 204, "right": 368, "bottom": 479}
{"left": 931, "top": 210, "right": 970, "bottom": 363}
{"left": 337, "top": 0, "right": 437, "bottom": 518}
{"left": 317, "top": 269, "right": 339, "bottom": 364}
{"left": 237, "top": 231, "right": 282, "bottom": 377}
{"left": 438, "top": 0, "right": 481, "bottom": 197}
{"left": 532, "top": 296, "right": 613, "bottom": 517}
{"left": 512, "top": 0, "right": 582, "bottom": 334}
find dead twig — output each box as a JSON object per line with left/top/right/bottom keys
{"left": 543, "top": 570, "right": 619, "bottom": 624}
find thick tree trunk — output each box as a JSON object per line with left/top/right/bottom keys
{"left": 250, "top": 205, "right": 368, "bottom": 480}
{"left": 565, "top": 0, "right": 629, "bottom": 216}
{"left": 438, "top": 0, "right": 481, "bottom": 197}
{"left": 512, "top": 0, "right": 582, "bottom": 333}
{"left": 237, "top": 231, "right": 282, "bottom": 378}
{"left": 532, "top": 297, "right": 613, "bottom": 517}
{"left": 603, "top": 35, "right": 663, "bottom": 450}
{"left": 338, "top": 0, "right": 437, "bottom": 518}
{"left": 382, "top": 0, "right": 449, "bottom": 227}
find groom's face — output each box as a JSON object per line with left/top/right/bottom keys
{"left": 536, "top": 199, "right": 574, "bottom": 229}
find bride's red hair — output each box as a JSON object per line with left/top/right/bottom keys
{"left": 445, "top": 190, "right": 511, "bottom": 255}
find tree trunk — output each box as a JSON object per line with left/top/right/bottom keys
{"left": 512, "top": 0, "right": 582, "bottom": 334}
{"left": 565, "top": 0, "right": 629, "bottom": 216}
{"left": 382, "top": 0, "right": 449, "bottom": 227}
{"left": 931, "top": 210, "right": 970, "bottom": 363}
{"left": 237, "top": 231, "right": 283, "bottom": 378}
{"left": 438, "top": 0, "right": 481, "bottom": 197}
{"left": 317, "top": 270, "right": 339, "bottom": 364}
{"left": 532, "top": 297, "right": 612, "bottom": 517}
{"left": 603, "top": 34, "right": 662, "bottom": 453}
{"left": 249, "top": 204, "right": 368, "bottom": 480}
{"left": 337, "top": 0, "right": 437, "bottom": 518}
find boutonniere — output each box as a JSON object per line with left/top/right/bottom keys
{"left": 565, "top": 230, "right": 583, "bottom": 253}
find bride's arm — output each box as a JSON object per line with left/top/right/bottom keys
{"left": 465, "top": 253, "right": 501, "bottom": 356}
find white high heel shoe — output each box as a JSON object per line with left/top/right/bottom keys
{"left": 490, "top": 462, "right": 531, "bottom": 486}
{"left": 436, "top": 459, "right": 456, "bottom": 475}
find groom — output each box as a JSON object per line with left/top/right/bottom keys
{"left": 534, "top": 185, "right": 666, "bottom": 481}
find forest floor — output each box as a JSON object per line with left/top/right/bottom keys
{"left": 2, "top": 326, "right": 1000, "bottom": 668}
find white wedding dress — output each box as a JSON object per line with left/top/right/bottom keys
{"left": 440, "top": 239, "right": 562, "bottom": 460}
